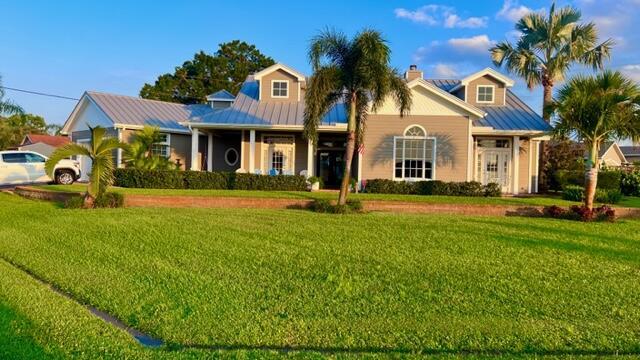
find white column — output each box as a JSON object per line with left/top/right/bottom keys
{"left": 307, "top": 138, "right": 314, "bottom": 177}
{"left": 357, "top": 151, "right": 363, "bottom": 191}
{"left": 116, "top": 128, "right": 123, "bottom": 168}
{"left": 190, "top": 127, "right": 199, "bottom": 170}
{"left": 527, "top": 140, "right": 533, "bottom": 194}
{"left": 534, "top": 141, "right": 540, "bottom": 193}
{"left": 466, "top": 122, "right": 473, "bottom": 181}
{"left": 207, "top": 132, "right": 213, "bottom": 172}
{"left": 512, "top": 136, "right": 520, "bottom": 195}
{"left": 249, "top": 130, "right": 256, "bottom": 173}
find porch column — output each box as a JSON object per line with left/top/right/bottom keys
{"left": 190, "top": 127, "right": 199, "bottom": 171}
{"left": 116, "top": 128, "right": 123, "bottom": 168}
{"left": 512, "top": 136, "right": 520, "bottom": 195}
{"left": 307, "top": 138, "right": 314, "bottom": 177}
{"left": 527, "top": 140, "right": 533, "bottom": 194}
{"left": 249, "top": 130, "right": 255, "bottom": 173}
{"left": 534, "top": 141, "right": 540, "bottom": 193}
{"left": 207, "top": 132, "right": 213, "bottom": 172}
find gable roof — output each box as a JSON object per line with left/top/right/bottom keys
{"left": 406, "top": 78, "right": 486, "bottom": 118}
{"left": 190, "top": 75, "right": 345, "bottom": 128}
{"left": 450, "top": 68, "right": 515, "bottom": 92}
{"left": 428, "top": 79, "right": 550, "bottom": 132}
{"left": 253, "top": 63, "right": 306, "bottom": 82}
{"left": 22, "top": 134, "right": 69, "bottom": 147}
{"left": 62, "top": 92, "right": 211, "bottom": 133}
{"left": 620, "top": 146, "right": 640, "bottom": 157}
{"left": 206, "top": 90, "right": 235, "bottom": 102}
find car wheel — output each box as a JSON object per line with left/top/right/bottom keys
{"left": 56, "top": 170, "right": 75, "bottom": 185}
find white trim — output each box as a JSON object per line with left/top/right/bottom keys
{"left": 240, "top": 130, "right": 245, "bottom": 169}
{"left": 450, "top": 68, "right": 515, "bottom": 92}
{"left": 528, "top": 140, "right": 533, "bottom": 194}
{"left": 190, "top": 128, "right": 199, "bottom": 170}
{"left": 116, "top": 128, "right": 123, "bottom": 168}
{"left": 467, "top": 122, "right": 474, "bottom": 181}
{"left": 512, "top": 136, "right": 520, "bottom": 195}
{"left": 253, "top": 63, "right": 306, "bottom": 82}
{"left": 534, "top": 141, "right": 540, "bottom": 193}
{"left": 471, "top": 127, "right": 549, "bottom": 137}
{"left": 249, "top": 130, "right": 256, "bottom": 173}
{"left": 207, "top": 132, "right": 213, "bottom": 171}
{"left": 404, "top": 78, "right": 486, "bottom": 118}
{"left": 184, "top": 122, "right": 347, "bottom": 132}
{"left": 403, "top": 124, "right": 427, "bottom": 136}
{"left": 476, "top": 85, "right": 495, "bottom": 104}
{"left": 260, "top": 134, "right": 295, "bottom": 174}
{"left": 391, "top": 134, "right": 437, "bottom": 181}
{"left": 271, "top": 80, "right": 289, "bottom": 99}
{"left": 224, "top": 148, "right": 239, "bottom": 166}
{"left": 114, "top": 124, "right": 191, "bottom": 134}
{"left": 297, "top": 82, "right": 301, "bottom": 102}
{"left": 307, "top": 138, "right": 314, "bottom": 177}
{"left": 153, "top": 133, "right": 171, "bottom": 159}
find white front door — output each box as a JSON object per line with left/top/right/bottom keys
{"left": 478, "top": 149, "right": 511, "bottom": 193}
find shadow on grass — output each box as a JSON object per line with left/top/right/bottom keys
{"left": 0, "top": 303, "right": 59, "bottom": 359}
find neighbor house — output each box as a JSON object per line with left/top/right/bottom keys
{"left": 17, "top": 134, "right": 69, "bottom": 157}
{"left": 595, "top": 143, "right": 628, "bottom": 168}
{"left": 61, "top": 63, "right": 551, "bottom": 193}
{"left": 620, "top": 146, "right": 640, "bottom": 165}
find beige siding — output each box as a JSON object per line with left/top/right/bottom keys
{"left": 259, "top": 69, "right": 302, "bottom": 103}
{"left": 375, "top": 85, "right": 471, "bottom": 116}
{"left": 465, "top": 75, "right": 506, "bottom": 106}
{"left": 362, "top": 115, "right": 471, "bottom": 182}
{"left": 601, "top": 146, "right": 626, "bottom": 167}
{"left": 518, "top": 138, "right": 530, "bottom": 194}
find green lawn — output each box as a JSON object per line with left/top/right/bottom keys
{"left": 35, "top": 184, "right": 591, "bottom": 207}
{"left": 1, "top": 193, "right": 640, "bottom": 357}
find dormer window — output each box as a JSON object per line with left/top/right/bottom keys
{"left": 272, "top": 80, "right": 289, "bottom": 98}
{"left": 477, "top": 85, "right": 494, "bottom": 103}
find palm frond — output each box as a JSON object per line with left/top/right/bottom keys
{"left": 303, "top": 65, "right": 343, "bottom": 144}
{"left": 45, "top": 143, "right": 90, "bottom": 177}
{"left": 308, "top": 28, "right": 350, "bottom": 71}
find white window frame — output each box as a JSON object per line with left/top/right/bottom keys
{"left": 392, "top": 125, "right": 437, "bottom": 181}
{"left": 261, "top": 134, "right": 296, "bottom": 175}
{"left": 224, "top": 148, "right": 239, "bottom": 166}
{"left": 152, "top": 133, "right": 171, "bottom": 158}
{"left": 476, "top": 85, "right": 495, "bottom": 104}
{"left": 271, "top": 80, "right": 289, "bottom": 98}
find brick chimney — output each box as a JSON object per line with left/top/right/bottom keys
{"left": 404, "top": 64, "right": 423, "bottom": 81}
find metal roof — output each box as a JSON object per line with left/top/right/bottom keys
{"left": 86, "top": 92, "right": 210, "bottom": 131}
{"left": 427, "top": 79, "right": 550, "bottom": 132}
{"left": 620, "top": 146, "right": 640, "bottom": 157}
{"left": 206, "top": 89, "right": 235, "bottom": 101}
{"left": 192, "top": 76, "right": 347, "bottom": 127}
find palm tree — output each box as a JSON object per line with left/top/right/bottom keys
{"left": 124, "top": 125, "right": 178, "bottom": 170}
{"left": 490, "top": 3, "right": 613, "bottom": 121}
{"left": 46, "top": 126, "right": 126, "bottom": 208}
{"left": 550, "top": 71, "right": 640, "bottom": 210}
{"left": 0, "top": 75, "right": 23, "bottom": 116}
{"left": 304, "top": 29, "right": 412, "bottom": 205}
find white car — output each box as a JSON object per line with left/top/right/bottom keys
{"left": 0, "top": 150, "right": 81, "bottom": 186}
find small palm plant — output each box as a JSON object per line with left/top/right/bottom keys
{"left": 304, "top": 29, "right": 412, "bottom": 205}
{"left": 125, "top": 125, "right": 178, "bottom": 170}
{"left": 550, "top": 71, "right": 640, "bottom": 209}
{"left": 46, "top": 126, "right": 126, "bottom": 208}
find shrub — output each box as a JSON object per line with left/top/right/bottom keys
{"left": 365, "top": 179, "right": 501, "bottom": 197}
{"left": 114, "top": 169, "right": 184, "bottom": 189}
{"left": 365, "top": 179, "right": 417, "bottom": 194}
{"left": 597, "top": 170, "right": 622, "bottom": 190}
{"left": 346, "top": 199, "right": 363, "bottom": 212}
{"left": 562, "top": 185, "right": 584, "bottom": 202}
{"left": 484, "top": 183, "right": 502, "bottom": 197}
{"left": 308, "top": 199, "right": 333, "bottom": 213}
{"left": 542, "top": 204, "right": 615, "bottom": 222}
{"left": 595, "top": 188, "right": 622, "bottom": 204}
{"left": 234, "top": 173, "right": 307, "bottom": 191}
{"left": 183, "top": 171, "right": 232, "bottom": 190}
{"left": 570, "top": 205, "right": 593, "bottom": 222}
{"left": 543, "top": 205, "right": 566, "bottom": 218}
{"left": 94, "top": 192, "right": 125, "bottom": 208}
{"left": 621, "top": 170, "right": 640, "bottom": 196}
{"left": 307, "top": 198, "right": 364, "bottom": 214}
{"left": 553, "top": 170, "right": 584, "bottom": 189}
{"left": 63, "top": 196, "right": 85, "bottom": 209}
{"left": 554, "top": 170, "right": 622, "bottom": 191}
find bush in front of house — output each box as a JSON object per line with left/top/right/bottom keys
{"left": 307, "top": 198, "right": 364, "bottom": 214}
{"left": 64, "top": 192, "right": 124, "bottom": 209}
{"left": 562, "top": 184, "right": 622, "bottom": 204}
{"left": 365, "top": 179, "right": 502, "bottom": 197}
{"left": 113, "top": 168, "right": 307, "bottom": 191}
{"left": 554, "top": 169, "right": 622, "bottom": 191}
{"left": 543, "top": 204, "right": 616, "bottom": 222}
{"left": 621, "top": 170, "right": 640, "bottom": 196}
{"left": 562, "top": 185, "right": 585, "bottom": 202}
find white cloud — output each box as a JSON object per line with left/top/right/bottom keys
{"left": 496, "top": 0, "right": 541, "bottom": 22}
{"left": 395, "top": 5, "right": 487, "bottom": 28}
{"left": 620, "top": 64, "right": 640, "bottom": 82}
{"left": 432, "top": 63, "right": 459, "bottom": 78}
{"left": 448, "top": 35, "right": 496, "bottom": 54}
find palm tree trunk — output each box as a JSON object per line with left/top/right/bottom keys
{"left": 338, "top": 97, "right": 357, "bottom": 206}
{"left": 584, "top": 143, "right": 599, "bottom": 210}
{"left": 538, "top": 78, "right": 554, "bottom": 192}
{"left": 542, "top": 83, "right": 553, "bottom": 123}
{"left": 83, "top": 193, "right": 95, "bottom": 208}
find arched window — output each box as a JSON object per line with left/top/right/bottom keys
{"left": 394, "top": 125, "right": 436, "bottom": 180}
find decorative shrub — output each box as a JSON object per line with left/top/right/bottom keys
{"left": 543, "top": 205, "right": 565, "bottom": 218}
{"left": 307, "top": 199, "right": 364, "bottom": 214}
{"left": 542, "top": 204, "right": 615, "bottom": 222}
{"left": 113, "top": 168, "right": 307, "bottom": 191}
{"left": 621, "top": 170, "right": 640, "bottom": 196}
{"left": 595, "top": 188, "right": 622, "bottom": 204}
{"left": 94, "top": 192, "right": 125, "bottom": 208}
{"left": 308, "top": 199, "right": 333, "bottom": 213}
{"left": 597, "top": 170, "right": 622, "bottom": 190}
{"left": 346, "top": 199, "right": 363, "bottom": 212}
{"left": 553, "top": 170, "right": 584, "bottom": 189}
{"left": 562, "top": 185, "right": 585, "bottom": 202}
{"left": 554, "top": 170, "right": 622, "bottom": 191}
{"left": 365, "top": 179, "right": 501, "bottom": 197}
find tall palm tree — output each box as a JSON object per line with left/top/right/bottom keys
{"left": 550, "top": 71, "right": 640, "bottom": 210}
{"left": 304, "top": 29, "right": 412, "bottom": 205}
{"left": 0, "top": 75, "right": 23, "bottom": 116}
{"left": 490, "top": 3, "right": 613, "bottom": 121}
{"left": 46, "top": 126, "right": 126, "bottom": 208}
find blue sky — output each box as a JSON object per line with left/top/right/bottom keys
{"left": 2, "top": 0, "right": 639, "bottom": 125}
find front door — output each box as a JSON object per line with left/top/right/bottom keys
{"left": 478, "top": 149, "right": 511, "bottom": 193}
{"left": 317, "top": 150, "right": 344, "bottom": 189}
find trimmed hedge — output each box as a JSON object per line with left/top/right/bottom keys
{"left": 621, "top": 170, "right": 640, "bottom": 196}
{"left": 113, "top": 168, "right": 306, "bottom": 191}
{"left": 364, "top": 179, "right": 502, "bottom": 197}
{"left": 554, "top": 170, "right": 622, "bottom": 191}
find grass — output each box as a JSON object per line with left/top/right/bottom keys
{"left": 35, "top": 184, "right": 591, "bottom": 207}
{"left": 1, "top": 193, "right": 640, "bottom": 357}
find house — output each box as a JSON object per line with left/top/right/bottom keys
{"left": 595, "top": 143, "right": 628, "bottom": 168}
{"left": 18, "top": 134, "right": 70, "bottom": 157}
{"left": 620, "top": 146, "right": 640, "bottom": 165}
{"left": 61, "top": 63, "right": 551, "bottom": 193}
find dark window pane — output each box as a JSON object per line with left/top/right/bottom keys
{"left": 2, "top": 153, "right": 27, "bottom": 163}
